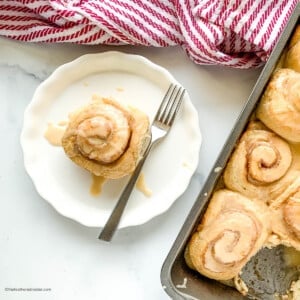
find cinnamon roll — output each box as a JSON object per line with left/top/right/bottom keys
{"left": 284, "top": 25, "right": 300, "bottom": 72}
{"left": 62, "top": 97, "right": 150, "bottom": 179}
{"left": 185, "top": 189, "right": 270, "bottom": 281}
{"left": 256, "top": 68, "right": 300, "bottom": 143}
{"left": 223, "top": 122, "right": 294, "bottom": 204}
{"left": 269, "top": 177, "right": 300, "bottom": 251}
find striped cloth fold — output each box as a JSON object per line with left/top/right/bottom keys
{"left": 0, "top": 0, "right": 298, "bottom": 68}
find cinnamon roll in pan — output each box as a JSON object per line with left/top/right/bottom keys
{"left": 269, "top": 177, "right": 300, "bottom": 251}
{"left": 62, "top": 97, "right": 150, "bottom": 179}
{"left": 284, "top": 25, "right": 300, "bottom": 72}
{"left": 185, "top": 189, "right": 270, "bottom": 281}
{"left": 223, "top": 121, "right": 295, "bottom": 204}
{"left": 256, "top": 68, "right": 300, "bottom": 143}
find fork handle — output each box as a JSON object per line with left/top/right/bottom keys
{"left": 98, "top": 143, "right": 153, "bottom": 242}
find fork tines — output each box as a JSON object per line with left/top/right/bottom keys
{"left": 156, "top": 84, "right": 185, "bottom": 126}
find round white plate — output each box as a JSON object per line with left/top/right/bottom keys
{"left": 20, "top": 51, "right": 201, "bottom": 228}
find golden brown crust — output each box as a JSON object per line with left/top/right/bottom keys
{"left": 256, "top": 68, "right": 300, "bottom": 143}
{"left": 62, "top": 97, "right": 150, "bottom": 179}
{"left": 223, "top": 121, "right": 295, "bottom": 204}
{"left": 284, "top": 25, "right": 300, "bottom": 71}
{"left": 185, "top": 189, "right": 270, "bottom": 281}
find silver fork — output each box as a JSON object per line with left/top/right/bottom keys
{"left": 98, "top": 83, "right": 185, "bottom": 241}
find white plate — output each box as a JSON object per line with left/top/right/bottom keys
{"left": 20, "top": 51, "right": 201, "bottom": 228}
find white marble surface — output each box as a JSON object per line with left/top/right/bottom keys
{"left": 0, "top": 37, "right": 261, "bottom": 300}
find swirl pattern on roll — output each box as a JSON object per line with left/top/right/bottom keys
{"left": 62, "top": 97, "right": 150, "bottom": 179}
{"left": 223, "top": 122, "right": 294, "bottom": 204}
{"left": 256, "top": 68, "right": 300, "bottom": 143}
{"left": 269, "top": 177, "right": 300, "bottom": 251}
{"left": 75, "top": 101, "right": 131, "bottom": 164}
{"left": 185, "top": 190, "right": 270, "bottom": 281}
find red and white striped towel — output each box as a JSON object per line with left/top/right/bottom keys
{"left": 0, "top": 0, "right": 298, "bottom": 68}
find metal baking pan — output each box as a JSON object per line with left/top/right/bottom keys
{"left": 161, "top": 4, "right": 300, "bottom": 300}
